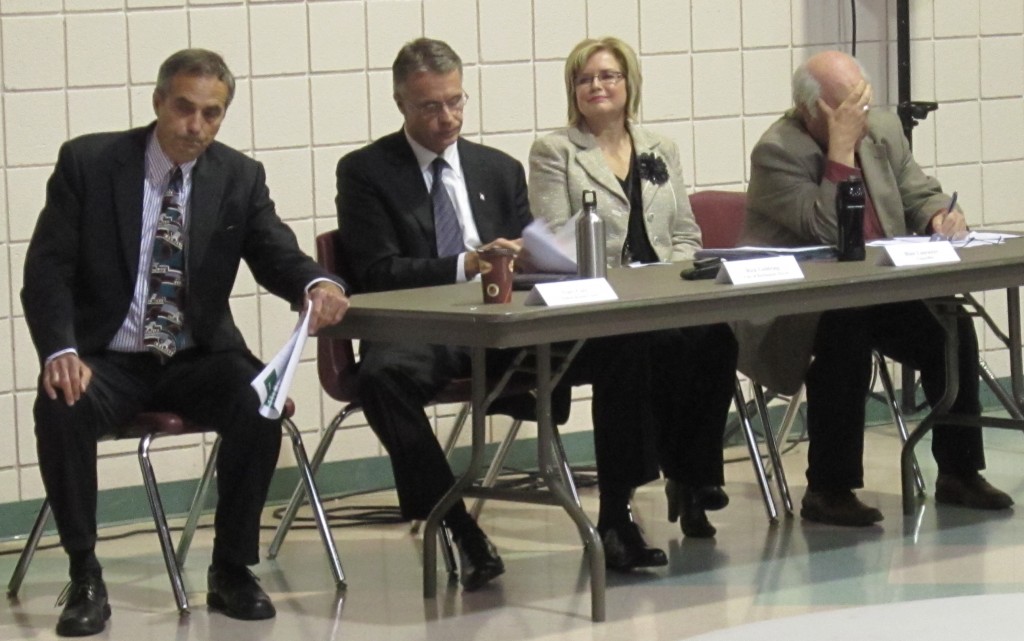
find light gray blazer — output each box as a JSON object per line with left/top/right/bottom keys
{"left": 735, "top": 110, "right": 953, "bottom": 393}
{"left": 528, "top": 123, "right": 702, "bottom": 265}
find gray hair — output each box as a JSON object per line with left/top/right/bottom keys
{"left": 156, "top": 49, "right": 236, "bottom": 108}
{"left": 792, "top": 56, "right": 870, "bottom": 119}
{"left": 392, "top": 38, "right": 463, "bottom": 96}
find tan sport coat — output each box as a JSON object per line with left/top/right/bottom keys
{"left": 528, "top": 123, "right": 703, "bottom": 265}
{"left": 735, "top": 110, "right": 952, "bottom": 393}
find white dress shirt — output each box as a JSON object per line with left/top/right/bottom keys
{"left": 404, "top": 129, "right": 482, "bottom": 282}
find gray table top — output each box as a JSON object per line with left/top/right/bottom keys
{"left": 324, "top": 240, "right": 1024, "bottom": 349}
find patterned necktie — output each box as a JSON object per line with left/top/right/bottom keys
{"left": 431, "top": 157, "right": 463, "bottom": 257}
{"left": 144, "top": 167, "right": 185, "bottom": 359}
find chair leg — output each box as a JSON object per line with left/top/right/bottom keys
{"left": 470, "top": 419, "right": 524, "bottom": 519}
{"left": 753, "top": 384, "right": 794, "bottom": 514}
{"left": 979, "top": 357, "right": 1024, "bottom": 420}
{"left": 138, "top": 433, "right": 190, "bottom": 614}
{"left": 440, "top": 403, "right": 473, "bottom": 458}
{"left": 281, "top": 418, "right": 346, "bottom": 589}
{"left": 734, "top": 379, "right": 778, "bottom": 522}
{"left": 765, "top": 386, "right": 805, "bottom": 465}
{"left": 176, "top": 436, "right": 221, "bottom": 566}
{"left": 874, "top": 352, "right": 926, "bottom": 495}
{"left": 7, "top": 501, "right": 52, "bottom": 599}
{"left": 269, "top": 408, "right": 350, "bottom": 558}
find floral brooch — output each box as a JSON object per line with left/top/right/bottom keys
{"left": 636, "top": 153, "right": 669, "bottom": 186}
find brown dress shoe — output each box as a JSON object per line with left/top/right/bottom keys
{"left": 935, "top": 473, "right": 1014, "bottom": 510}
{"left": 800, "top": 489, "right": 883, "bottom": 527}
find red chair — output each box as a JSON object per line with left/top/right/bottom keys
{"left": 6, "top": 400, "right": 344, "bottom": 613}
{"left": 688, "top": 190, "right": 926, "bottom": 510}
{"left": 688, "top": 190, "right": 792, "bottom": 519}
{"left": 689, "top": 190, "right": 747, "bottom": 250}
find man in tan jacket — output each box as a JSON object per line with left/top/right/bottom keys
{"left": 737, "top": 50, "right": 1013, "bottom": 527}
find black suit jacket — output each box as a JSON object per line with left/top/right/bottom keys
{"left": 22, "top": 124, "right": 343, "bottom": 362}
{"left": 335, "top": 131, "right": 532, "bottom": 293}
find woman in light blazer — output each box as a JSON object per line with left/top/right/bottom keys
{"left": 529, "top": 37, "right": 738, "bottom": 569}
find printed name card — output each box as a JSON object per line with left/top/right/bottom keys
{"left": 715, "top": 255, "right": 804, "bottom": 285}
{"left": 877, "top": 241, "right": 961, "bottom": 267}
{"left": 524, "top": 278, "right": 618, "bottom": 306}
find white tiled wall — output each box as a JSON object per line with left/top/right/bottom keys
{"left": 2, "top": 0, "right": 1023, "bottom": 507}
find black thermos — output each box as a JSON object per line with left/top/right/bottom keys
{"left": 836, "top": 176, "right": 866, "bottom": 261}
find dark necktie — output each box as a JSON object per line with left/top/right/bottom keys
{"left": 431, "top": 157, "right": 463, "bottom": 257}
{"left": 144, "top": 167, "right": 185, "bottom": 359}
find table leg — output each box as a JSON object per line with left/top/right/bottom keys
{"left": 423, "top": 347, "right": 489, "bottom": 599}
{"left": 534, "top": 342, "right": 606, "bottom": 622}
{"left": 1007, "top": 288, "right": 1024, "bottom": 410}
{"left": 901, "top": 299, "right": 960, "bottom": 515}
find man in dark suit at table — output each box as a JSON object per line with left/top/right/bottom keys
{"left": 22, "top": 49, "right": 349, "bottom": 636}
{"left": 736, "top": 49, "right": 1013, "bottom": 527}
{"left": 336, "top": 38, "right": 685, "bottom": 589}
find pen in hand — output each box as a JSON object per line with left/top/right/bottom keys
{"left": 945, "top": 191, "right": 958, "bottom": 217}
{"left": 931, "top": 191, "right": 966, "bottom": 242}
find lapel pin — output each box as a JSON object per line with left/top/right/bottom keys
{"left": 479, "top": 193, "right": 486, "bottom": 201}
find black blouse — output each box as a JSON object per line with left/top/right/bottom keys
{"left": 617, "top": 149, "right": 659, "bottom": 264}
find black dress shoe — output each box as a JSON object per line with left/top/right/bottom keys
{"left": 599, "top": 522, "right": 668, "bottom": 572}
{"left": 935, "top": 473, "right": 1014, "bottom": 510}
{"left": 455, "top": 527, "right": 505, "bottom": 592}
{"left": 207, "top": 565, "right": 276, "bottom": 620}
{"left": 55, "top": 574, "right": 110, "bottom": 637}
{"left": 665, "top": 480, "right": 728, "bottom": 538}
{"left": 800, "top": 489, "right": 883, "bottom": 526}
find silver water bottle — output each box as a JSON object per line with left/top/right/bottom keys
{"left": 576, "top": 190, "right": 607, "bottom": 278}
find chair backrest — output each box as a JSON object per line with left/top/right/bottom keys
{"left": 689, "top": 190, "right": 747, "bottom": 250}
{"left": 315, "top": 231, "right": 359, "bottom": 402}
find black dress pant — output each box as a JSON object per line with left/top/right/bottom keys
{"left": 357, "top": 324, "right": 737, "bottom": 519}
{"left": 33, "top": 348, "right": 282, "bottom": 567}
{"left": 804, "top": 301, "right": 984, "bottom": 492}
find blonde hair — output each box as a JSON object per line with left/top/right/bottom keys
{"left": 564, "top": 37, "right": 641, "bottom": 127}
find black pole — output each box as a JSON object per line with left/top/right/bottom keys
{"left": 896, "top": 0, "right": 927, "bottom": 411}
{"left": 897, "top": 0, "right": 912, "bottom": 143}
{"left": 895, "top": 0, "right": 937, "bottom": 154}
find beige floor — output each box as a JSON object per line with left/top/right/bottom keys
{"left": 4, "top": 424, "right": 1024, "bottom": 641}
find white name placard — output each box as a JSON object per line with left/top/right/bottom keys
{"left": 715, "top": 255, "right": 804, "bottom": 285}
{"left": 877, "top": 241, "right": 960, "bottom": 267}
{"left": 524, "top": 277, "right": 618, "bottom": 307}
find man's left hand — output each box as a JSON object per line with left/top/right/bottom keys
{"left": 305, "top": 282, "right": 349, "bottom": 334}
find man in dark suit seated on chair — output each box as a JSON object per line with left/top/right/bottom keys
{"left": 736, "top": 49, "right": 1013, "bottom": 527}
{"left": 336, "top": 38, "right": 703, "bottom": 589}
{"left": 21, "top": 49, "right": 349, "bottom": 637}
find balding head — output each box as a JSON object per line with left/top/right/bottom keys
{"left": 793, "top": 50, "right": 869, "bottom": 119}
{"left": 791, "top": 50, "right": 872, "bottom": 149}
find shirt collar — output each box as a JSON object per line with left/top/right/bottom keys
{"left": 145, "top": 132, "right": 198, "bottom": 185}
{"left": 403, "top": 128, "right": 463, "bottom": 179}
